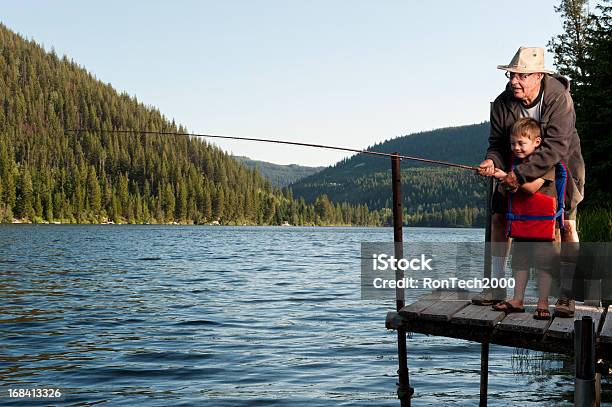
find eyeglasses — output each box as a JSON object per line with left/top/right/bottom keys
{"left": 505, "top": 71, "right": 533, "bottom": 80}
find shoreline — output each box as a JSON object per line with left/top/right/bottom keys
{"left": 2, "top": 220, "right": 482, "bottom": 229}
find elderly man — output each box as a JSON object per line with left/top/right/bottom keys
{"left": 473, "top": 47, "right": 585, "bottom": 317}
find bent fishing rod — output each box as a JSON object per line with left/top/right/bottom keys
{"left": 64, "top": 128, "right": 480, "bottom": 171}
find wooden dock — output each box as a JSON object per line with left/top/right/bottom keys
{"left": 386, "top": 290, "right": 612, "bottom": 359}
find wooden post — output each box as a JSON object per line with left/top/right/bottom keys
{"left": 480, "top": 177, "right": 494, "bottom": 406}
{"left": 574, "top": 316, "right": 596, "bottom": 406}
{"left": 392, "top": 153, "right": 413, "bottom": 406}
{"left": 479, "top": 341, "right": 490, "bottom": 407}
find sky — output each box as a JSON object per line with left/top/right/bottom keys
{"left": 2, "top": 1, "right": 564, "bottom": 166}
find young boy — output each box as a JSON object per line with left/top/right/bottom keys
{"left": 491, "top": 117, "right": 560, "bottom": 320}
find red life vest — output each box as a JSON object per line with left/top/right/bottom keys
{"left": 506, "top": 190, "right": 557, "bottom": 240}
{"left": 505, "top": 161, "right": 568, "bottom": 241}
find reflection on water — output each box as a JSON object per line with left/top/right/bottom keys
{"left": 0, "top": 225, "right": 607, "bottom": 406}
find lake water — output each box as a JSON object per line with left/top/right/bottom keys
{"left": 0, "top": 225, "right": 606, "bottom": 406}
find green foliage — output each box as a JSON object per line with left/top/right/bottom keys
{"left": 0, "top": 23, "right": 380, "bottom": 226}
{"left": 577, "top": 206, "right": 612, "bottom": 242}
{"left": 548, "top": 0, "right": 591, "bottom": 85}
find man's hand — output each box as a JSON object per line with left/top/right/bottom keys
{"left": 477, "top": 159, "right": 495, "bottom": 176}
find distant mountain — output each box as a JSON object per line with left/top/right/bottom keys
{"left": 233, "top": 156, "right": 325, "bottom": 187}
{"left": 289, "top": 123, "right": 492, "bottom": 227}
{"left": 0, "top": 23, "right": 381, "bottom": 226}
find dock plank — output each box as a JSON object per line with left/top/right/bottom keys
{"left": 598, "top": 306, "right": 612, "bottom": 344}
{"left": 420, "top": 290, "right": 455, "bottom": 300}
{"left": 442, "top": 291, "right": 474, "bottom": 301}
{"left": 547, "top": 305, "right": 603, "bottom": 339}
{"left": 451, "top": 304, "right": 505, "bottom": 327}
{"left": 399, "top": 291, "right": 460, "bottom": 319}
{"left": 419, "top": 299, "right": 471, "bottom": 321}
{"left": 419, "top": 290, "right": 471, "bottom": 300}
{"left": 497, "top": 310, "right": 551, "bottom": 334}
{"left": 399, "top": 299, "right": 439, "bottom": 319}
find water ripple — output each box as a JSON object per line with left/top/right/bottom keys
{"left": 0, "top": 225, "right": 590, "bottom": 405}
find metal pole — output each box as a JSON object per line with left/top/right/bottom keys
{"left": 484, "top": 178, "right": 493, "bottom": 279}
{"left": 574, "top": 316, "right": 596, "bottom": 407}
{"left": 392, "top": 153, "right": 413, "bottom": 406}
{"left": 480, "top": 177, "right": 494, "bottom": 406}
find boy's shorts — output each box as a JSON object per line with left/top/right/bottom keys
{"left": 511, "top": 239, "right": 560, "bottom": 274}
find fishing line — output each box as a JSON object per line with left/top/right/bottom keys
{"left": 65, "top": 129, "right": 480, "bottom": 171}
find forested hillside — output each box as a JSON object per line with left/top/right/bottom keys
{"left": 232, "top": 156, "right": 324, "bottom": 187}
{"left": 0, "top": 24, "right": 380, "bottom": 226}
{"left": 290, "top": 123, "right": 491, "bottom": 227}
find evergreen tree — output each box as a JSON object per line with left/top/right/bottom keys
{"left": 16, "top": 166, "right": 34, "bottom": 220}
{"left": 0, "top": 23, "right": 381, "bottom": 226}
{"left": 177, "top": 178, "right": 188, "bottom": 222}
{"left": 163, "top": 182, "right": 175, "bottom": 222}
{"left": 548, "top": 0, "right": 591, "bottom": 85}
{"left": 88, "top": 166, "right": 102, "bottom": 221}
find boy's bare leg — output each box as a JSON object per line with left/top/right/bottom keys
{"left": 537, "top": 270, "right": 552, "bottom": 309}
{"left": 533, "top": 269, "right": 553, "bottom": 319}
{"left": 508, "top": 270, "right": 528, "bottom": 308}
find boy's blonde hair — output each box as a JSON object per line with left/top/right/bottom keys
{"left": 511, "top": 117, "right": 541, "bottom": 141}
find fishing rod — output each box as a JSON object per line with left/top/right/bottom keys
{"left": 65, "top": 128, "right": 480, "bottom": 171}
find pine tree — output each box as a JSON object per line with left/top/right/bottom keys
{"left": 177, "top": 178, "right": 188, "bottom": 222}
{"left": 17, "top": 166, "right": 34, "bottom": 220}
{"left": 88, "top": 166, "right": 102, "bottom": 221}
{"left": 118, "top": 172, "right": 129, "bottom": 219}
{"left": 45, "top": 190, "right": 53, "bottom": 222}
{"left": 213, "top": 187, "right": 224, "bottom": 221}
{"left": 163, "top": 182, "right": 175, "bottom": 222}
{"left": 547, "top": 0, "right": 591, "bottom": 86}
{"left": 0, "top": 23, "right": 383, "bottom": 226}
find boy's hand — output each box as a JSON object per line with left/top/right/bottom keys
{"left": 477, "top": 159, "right": 495, "bottom": 176}
{"left": 500, "top": 171, "right": 520, "bottom": 193}
{"left": 493, "top": 168, "right": 507, "bottom": 180}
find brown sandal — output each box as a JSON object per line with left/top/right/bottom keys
{"left": 492, "top": 300, "right": 525, "bottom": 314}
{"left": 533, "top": 308, "right": 551, "bottom": 320}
